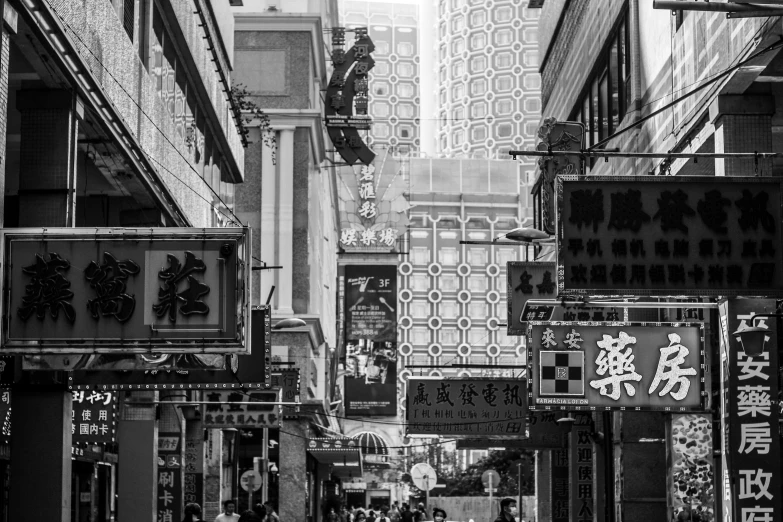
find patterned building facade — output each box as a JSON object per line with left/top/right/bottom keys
{"left": 340, "top": 0, "right": 420, "bottom": 151}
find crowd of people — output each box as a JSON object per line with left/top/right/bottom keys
{"left": 178, "top": 496, "right": 521, "bottom": 522}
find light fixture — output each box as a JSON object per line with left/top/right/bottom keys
{"left": 272, "top": 318, "right": 307, "bottom": 330}
{"left": 556, "top": 415, "right": 605, "bottom": 444}
{"left": 178, "top": 404, "right": 202, "bottom": 422}
{"left": 269, "top": 461, "right": 279, "bottom": 474}
{"left": 732, "top": 314, "right": 781, "bottom": 358}
{"left": 502, "top": 227, "right": 551, "bottom": 242}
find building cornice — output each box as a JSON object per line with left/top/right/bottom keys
{"left": 245, "top": 108, "right": 326, "bottom": 165}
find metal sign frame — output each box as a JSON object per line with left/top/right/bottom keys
{"left": 555, "top": 175, "right": 783, "bottom": 297}
{"left": 0, "top": 227, "right": 251, "bottom": 354}
{"left": 527, "top": 321, "right": 708, "bottom": 412}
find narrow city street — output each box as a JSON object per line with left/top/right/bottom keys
{"left": 0, "top": 0, "right": 778, "bottom": 521}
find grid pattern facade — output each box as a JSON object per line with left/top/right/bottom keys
{"left": 340, "top": 0, "right": 420, "bottom": 150}
{"left": 397, "top": 157, "right": 531, "bottom": 412}
{"left": 432, "top": 0, "right": 541, "bottom": 160}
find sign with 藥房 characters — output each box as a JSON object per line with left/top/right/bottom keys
{"left": 556, "top": 176, "right": 783, "bottom": 296}
{"left": 0, "top": 228, "right": 250, "bottom": 353}
{"left": 528, "top": 322, "right": 707, "bottom": 411}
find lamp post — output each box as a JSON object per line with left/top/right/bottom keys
{"left": 732, "top": 314, "right": 781, "bottom": 358}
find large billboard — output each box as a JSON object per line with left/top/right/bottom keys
{"left": 719, "top": 299, "right": 781, "bottom": 522}
{"left": 406, "top": 378, "right": 527, "bottom": 436}
{"left": 528, "top": 322, "right": 707, "bottom": 411}
{"left": 0, "top": 228, "right": 251, "bottom": 353}
{"left": 556, "top": 176, "right": 783, "bottom": 296}
{"left": 344, "top": 265, "right": 397, "bottom": 342}
{"left": 343, "top": 340, "right": 397, "bottom": 416}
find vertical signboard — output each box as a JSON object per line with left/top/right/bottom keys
{"left": 668, "top": 413, "right": 714, "bottom": 522}
{"left": 158, "top": 433, "right": 182, "bottom": 522}
{"left": 184, "top": 428, "right": 204, "bottom": 507}
{"left": 344, "top": 265, "right": 397, "bottom": 342}
{"left": 551, "top": 448, "right": 570, "bottom": 522}
{"left": 71, "top": 390, "right": 117, "bottom": 444}
{"left": 719, "top": 299, "right": 781, "bottom": 522}
{"left": 570, "top": 419, "right": 594, "bottom": 522}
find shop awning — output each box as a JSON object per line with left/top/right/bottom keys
{"left": 307, "top": 437, "right": 363, "bottom": 478}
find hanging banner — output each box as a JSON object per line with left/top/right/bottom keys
{"left": 455, "top": 411, "right": 567, "bottom": 449}
{"left": 202, "top": 388, "right": 280, "bottom": 428}
{"left": 667, "top": 413, "right": 715, "bottom": 522}
{"left": 0, "top": 228, "right": 251, "bottom": 353}
{"left": 158, "top": 433, "right": 182, "bottom": 522}
{"left": 406, "top": 378, "right": 527, "bottom": 436}
{"left": 528, "top": 322, "right": 707, "bottom": 411}
{"left": 184, "top": 428, "right": 204, "bottom": 507}
{"left": 0, "top": 390, "right": 9, "bottom": 445}
{"left": 556, "top": 176, "right": 783, "bottom": 296}
{"left": 507, "top": 262, "right": 622, "bottom": 334}
{"left": 570, "top": 417, "right": 594, "bottom": 522}
{"left": 344, "top": 340, "right": 397, "bottom": 416}
{"left": 344, "top": 265, "right": 397, "bottom": 341}
{"left": 69, "top": 306, "right": 272, "bottom": 388}
{"left": 551, "top": 448, "right": 570, "bottom": 522}
{"left": 719, "top": 299, "right": 781, "bottom": 522}
{"left": 71, "top": 390, "right": 117, "bottom": 444}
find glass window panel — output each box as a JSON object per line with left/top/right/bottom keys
{"left": 411, "top": 275, "right": 429, "bottom": 291}
{"left": 440, "top": 329, "right": 458, "bottom": 346}
{"left": 468, "top": 329, "right": 488, "bottom": 346}
{"left": 439, "top": 247, "right": 459, "bottom": 265}
{"left": 411, "top": 247, "right": 430, "bottom": 264}
{"left": 600, "top": 71, "right": 609, "bottom": 141}
{"left": 440, "top": 275, "right": 459, "bottom": 292}
{"left": 583, "top": 96, "right": 591, "bottom": 147}
{"left": 412, "top": 301, "right": 429, "bottom": 318}
{"left": 591, "top": 78, "right": 599, "bottom": 145}
{"left": 412, "top": 327, "right": 429, "bottom": 345}
{"left": 624, "top": 18, "right": 631, "bottom": 109}
{"left": 618, "top": 24, "right": 626, "bottom": 116}
{"left": 441, "top": 301, "right": 459, "bottom": 318}
{"left": 468, "top": 275, "right": 487, "bottom": 292}
{"left": 469, "top": 302, "right": 487, "bottom": 319}
{"left": 468, "top": 248, "right": 487, "bottom": 265}
{"left": 610, "top": 40, "right": 620, "bottom": 131}
{"left": 497, "top": 248, "right": 516, "bottom": 265}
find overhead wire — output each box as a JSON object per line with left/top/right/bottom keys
{"left": 41, "top": 0, "right": 244, "bottom": 227}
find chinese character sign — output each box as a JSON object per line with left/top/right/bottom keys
{"left": 338, "top": 153, "right": 410, "bottom": 253}
{"left": 455, "top": 411, "right": 567, "bottom": 449}
{"left": 719, "top": 299, "right": 781, "bottom": 522}
{"left": 551, "top": 447, "right": 570, "bottom": 522}
{"left": 157, "top": 432, "right": 182, "bottom": 522}
{"left": 71, "top": 390, "right": 116, "bottom": 444}
{"left": 406, "top": 378, "right": 527, "bottom": 436}
{"left": 202, "top": 388, "right": 280, "bottom": 429}
{"left": 556, "top": 177, "right": 783, "bottom": 296}
{"left": 528, "top": 323, "right": 706, "bottom": 411}
{"left": 345, "top": 265, "right": 397, "bottom": 342}
{"left": 0, "top": 390, "right": 10, "bottom": 444}
{"left": 1, "top": 228, "right": 250, "bottom": 354}
{"left": 569, "top": 417, "right": 593, "bottom": 522}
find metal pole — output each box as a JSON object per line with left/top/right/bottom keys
{"left": 524, "top": 299, "right": 719, "bottom": 309}
{"left": 489, "top": 474, "right": 493, "bottom": 517}
{"left": 509, "top": 149, "right": 780, "bottom": 159}
{"left": 517, "top": 462, "right": 523, "bottom": 512}
{"left": 124, "top": 401, "right": 303, "bottom": 406}
{"left": 653, "top": 0, "right": 783, "bottom": 12}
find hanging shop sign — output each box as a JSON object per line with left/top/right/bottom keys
{"left": 325, "top": 27, "right": 375, "bottom": 166}
{"left": 718, "top": 299, "right": 781, "bottom": 522}
{"left": 527, "top": 322, "right": 707, "bottom": 411}
{"left": 532, "top": 119, "right": 584, "bottom": 236}
{"left": 202, "top": 388, "right": 280, "bottom": 429}
{"left": 184, "top": 427, "right": 204, "bottom": 507}
{"left": 338, "top": 151, "right": 410, "bottom": 253}
{"left": 0, "top": 390, "right": 9, "bottom": 445}
{"left": 570, "top": 418, "right": 594, "bottom": 522}
{"left": 455, "top": 411, "right": 567, "bottom": 449}
{"left": 158, "top": 433, "right": 182, "bottom": 522}
{"left": 69, "top": 306, "right": 272, "bottom": 388}
{"left": 551, "top": 447, "right": 569, "bottom": 522}
{"left": 71, "top": 390, "right": 117, "bottom": 444}
{"left": 667, "top": 413, "right": 715, "bottom": 522}
{"left": 556, "top": 176, "right": 783, "bottom": 296}
{"left": 406, "top": 378, "right": 527, "bottom": 436}
{"left": 344, "top": 372, "right": 396, "bottom": 416}
{"left": 345, "top": 265, "right": 397, "bottom": 342}
{"left": 507, "top": 262, "right": 622, "bottom": 334}
{"left": 0, "top": 228, "right": 251, "bottom": 354}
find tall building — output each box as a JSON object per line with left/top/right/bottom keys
{"left": 340, "top": 0, "right": 420, "bottom": 151}
{"left": 420, "top": 0, "right": 542, "bottom": 168}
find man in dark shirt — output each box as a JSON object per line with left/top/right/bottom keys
{"left": 494, "top": 498, "right": 517, "bottom": 522}
{"left": 400, "top": 503, "right": 414, "bottom": 522}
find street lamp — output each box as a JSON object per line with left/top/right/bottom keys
{"left": 732, "top": 314, "right": 782, "bottom": 358}
{"left": 459, "top": 226, "right": 553, "bottom": 246}
{"left": 272, "top": 318, "right": 307, "bottom": 330}
{"left": 556, "top": 415, "right": 605, "bottom": 444}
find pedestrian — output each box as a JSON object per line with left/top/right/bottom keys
{"left": 432, "top": 508, "right": 447, "bottom": 522}
{"left": 494, "top": 498, "right": 518, "bottom": 522}
{"left": 356, "top": 512, "right": 368, "bottom": 522}
{"left": 367, "top": 506, "right": 377, "bottom": 522}
{"left": 238, "top": 511, "right": 264, "bottom": 522}
{"left": 216, "top": 500, "right": 240, "bottom": 522}
{"left": 183, "top": 503, "right": 204, "bottom": 522}
{"left": 377, "top": 506, "right": 391, "bottom": 522}
{"left": 253, "top": 504, "right": 267, "bottom": 520}
{"left": 390, "top": 502, "right": 401, "bottom": 522}
{"left": 340, "top": 505, "right": 353, "bottom": 522}
{"left": 327, "top": 507, "right": 340, "bottom": 522}
{"left": 264, "top": 500, "right": 280, "bottom": 522}
{"left": 414, "top": 503, "right": 427, "bottom": 522}
{"left": 400, "top": 503, "right": 414, "bottom": 522}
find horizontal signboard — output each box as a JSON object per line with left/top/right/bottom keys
{"left": 406, "top": 378, "right": 527, "bottom": 436}
{"left": 528, "top": 322, "right": 707, "bottom": 411}
{"left": 0, "top": 228, "right": 251, "bottom": 353}
{"left": 556, "top": 176, "right": 783, "bottom": 296}
{"left": 202, "top": 388, "right": 280, "bottom": 428}
{"left": 455, "top": 411, "right": 568, "bottom": 449}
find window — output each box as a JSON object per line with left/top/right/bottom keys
{"left": 471, "top": 33, "right": 486, "bottom": 50}
{"left": 497, "top": 123, "right": 513, "bottom": 138}
{"left": 495, "top": 7, "right": 513, "bottom": 22}
{"left": 453, "top": 83, "right": 465, "bottom": 100}
{"left": 468, "top": 248, "right": 487, "bottom": 265}
{"left": 398, "top": 104, "right": 415, "bottom": 118}
{"left": 373, "top": 123, "right": 390, "bottom": 138}
{"left": 472, "top": 126, "right": 487, "bottom": 141}
{"left": 454, "top": 130, "right": 464, "bottom": 145}
{"left": 469, "top": 302, "right": 488, "bottom": 319}
{"left": 397, "top": 62, "right": 415, "bottom": 77}
{"left": 496, "top": 53, "right": 513, "bottom": 69}
{"left": 411, "top": 275, "right": 429, "bottom": 291}
{"left": 496, "top": 248, "right": 516, "bottom": 264}
{"left": 400, "top": 128, "right": 411, "bottom": 139}
{"left": 453, "top": 60, "right": 465, "bottom": 77}
{"left": 374, "top": 62, "right": 390, "bottom": 76}
{"left": 440, "top": 329, "right": 458, "bottom": 345}
{"left": 411, "top": 246, "right": 430, "bottom": 264}
{"left": 495, "top": 76, "right": 513, "bottom": 92}
{"left": 412, "top": 327, "right": 429, "bottom": 345}
{"left": 397, "top": 42, "right": 414, "bottom": 56}
{"left": 468, "top": 275, "right": 487, "bottom": 292}
{"left": 468, "top": 329, "right": 488, "bottom": 346}
{"left": 496, "top": 99, "right": 513, "bottom": 114}
{"left": 471, "top": 11, "right": 486, "bottom": 26}
{"left": 452, "top": 38, "right": 465, "bottom": 54}
{"left": 471, "top": 55, "right": 487, "bottom": 73}
{"left": 495, "top": 30, "right": 513, "bottom": 46}
{"left": 453, "top": 106, "right": 465, "bottom": 121}
{"left": 441, "top": 301, "right": 459, "bottom": 318}
{"left": 398, "top": 83, "right": 415, "bottom": 98}
{"left": 376, "top": 41, "right": 390, "bottom": 54}
{"left": 411, "top": 302, "right": 429, "bottom": 318}
{"left": 471, "top": 78, "right": 487, "bottom": 95}
{"left": 472, "top": 102, "right": 487, "bottom": 118}
{"left": 452, "top": 15, "right": 465, "bottom": 32}
{"left": 374, "top": 103, "right": 390, "bottom": 117}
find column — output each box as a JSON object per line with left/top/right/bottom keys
{"left": 117, "top": 392, "right": 157, "bottom": 521}
{"left": 8, "top": 88, "right": 80, "bottom": 522}
{"left": 536, "top": 450, "right": 551, "bottom": 521}
{"left": 259, "top": 129, "right": 277, "bottom": 307}
{"left": 275, "top": 126, "right": 296, "bottom": 316}
{"left": 710, "top": 95, "right": 775, "bottom": 176}
{"left": 278, "top": 420, "right": 307, "bottom": 522}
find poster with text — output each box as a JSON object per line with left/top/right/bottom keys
{"left": 344, "top": 340, "right": 398, "bottom": 416}
{"left": 345, "top": 265, "right": 397, "bottom": 342}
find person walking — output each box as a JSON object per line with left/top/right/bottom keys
{"left": 432, "top": 508, "right": 447, "bottom": 522}
{"left": 183, "top": 503, "right": 204, "bottom": 522}
{"left": 414, "top": 503, "right": 427, "bottom": 522}
{"left": 263, "top": 500, "right": 280, "bottom": 522}
{"left": 216, "top": 500, "right": 240, "bottom": 522}
{"left": 327, "top": 508, "right": 340, "bottom": 522}
{"left": 339, "top": 505, "right": 353, "bottom": 522}
{"left": 390, "top": 502, "right": 401, "bottom": 522}
{"left": 400, "top": 503, "right": 414, "bottom": 522}
{"left": 493, "top": 498, "right": 517, "bottom": 522}
{"left": 377, "top": 506, "right": 391, "bottom": 522}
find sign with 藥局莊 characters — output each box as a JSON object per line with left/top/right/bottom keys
{"left": 528, "top": 322, "right": 707, "bottom": 411}
{"left": 556, "top": 176, "right": 783, "bottom": 296}
{"left": 0, "top": 228, "right": 250, "bottom": 353}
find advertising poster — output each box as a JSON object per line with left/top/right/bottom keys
{"left": 344, "top": 265, "right": 397, "bottom": 342}
{"left": 556, "top": 176, "right": 783, "bottom": 296}
{"left": 667, "top": 413, "right": 714, "bottom": 522}
{"left": 344, "top": 339, "right": 397, "bottom": 416}
{"left": 71, "top": 390, "right": 116, "bottom": 444}
{"left": 202, "top": 388, "right": 280, "bottom": 428}
{"left": 719, "top": 299, "right": 781, "bottom": 522}
{"left": 157, "top": 433, "right": 182, "bottom": 522}
{"left": 406, "top": 378, "right": 526, "bottom": 436}
{"left": 528, "top": 322, "right": 706, "bottom": 411}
